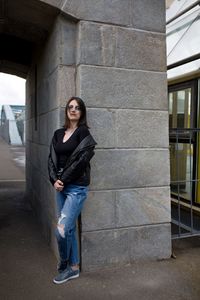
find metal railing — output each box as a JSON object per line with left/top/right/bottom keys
{"left": 170, "top": 128, "right": 200, "bottom": 239}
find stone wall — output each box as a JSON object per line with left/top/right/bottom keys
{"left": 74, "top": 0, "right": 171, "bottom": 270}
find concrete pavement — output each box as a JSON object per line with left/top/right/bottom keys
{"left": 0, "top": 136, "right": 25, "bottom": 182}
{"left": 1, "top": 137, "right": 200, "bottom": 300}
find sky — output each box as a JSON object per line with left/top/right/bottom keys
{"left": 0, "top": 73, "right": 25, "bottom": 111}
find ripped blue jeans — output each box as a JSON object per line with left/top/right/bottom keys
{"left": 55, "top": 184, "right": 88, "bottom": 266}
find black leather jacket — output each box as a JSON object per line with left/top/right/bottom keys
{"left": 48, "top": 132, "right": 97, "bottom": 186}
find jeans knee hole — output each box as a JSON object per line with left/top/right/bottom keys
{"left": 57, "top": 224, "right": 65, "bottom": 238}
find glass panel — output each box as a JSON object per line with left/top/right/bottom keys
{"left": 167, "top": 4, "right": 200, "bottom": 80}
{"left": 168, "top": 88, "right": 191, "bottom": 129}
{"left": 166, "top": 7, "right": 200, "bottom": 56}
{"left": 166, "top": 0, "right": 198, "bottom": 23}
{"left": 167, "top": 10, "right": 200, "bottom": 65}
{"left": 170, "top": 142, "right": 193, "bottom": 202}
{"left": 169, "top": 92, "right": 173, "bottom": 128}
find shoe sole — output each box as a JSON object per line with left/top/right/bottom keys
{"left": 53, "top": 273, "right": 79, "bottom": 284}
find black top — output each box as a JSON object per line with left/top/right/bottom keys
{"left": 54, "top": 125, "right": 90, "bottom": 169}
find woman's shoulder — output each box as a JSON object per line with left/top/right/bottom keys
{"left": 78, "top": 125, "right": 90, "bottom": 135}
{"left": 53, "top": 128, "right": 65, "bottom": 139}
{"left": 77, "top": 125, "right": 90, "bottom": 141}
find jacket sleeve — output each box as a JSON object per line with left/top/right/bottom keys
{"left": 60, "top": 147, "right": 95, "bottom": 185}
{"left": 48, "top": 143, "right": 58, "bottom": 186}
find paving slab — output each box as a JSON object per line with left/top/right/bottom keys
{"left": 0, "top": 137, "right": 25, "bottom": 181}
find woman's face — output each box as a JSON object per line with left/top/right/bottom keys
{"left": 67, "top": 99, "right": 81, "bottom": 123}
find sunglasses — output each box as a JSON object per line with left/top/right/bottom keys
{"left": 67, "top": 105, "right": 81, "bottom": 111}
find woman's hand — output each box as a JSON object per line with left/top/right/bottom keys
{"left": 54, "top": 180, "right": 64, "bottom": 192}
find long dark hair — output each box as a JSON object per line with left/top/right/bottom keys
{"left": 64, "top": 96, "right": 89, "bottom": 129}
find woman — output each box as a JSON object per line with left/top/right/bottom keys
{"left": 48, "top": 96, "right": 97, "bottom": 284}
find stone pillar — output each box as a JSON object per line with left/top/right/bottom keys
{"left": 26, "top": 15, "right": 76, "bottom": 252}
{"left": 70, "top": 0, "right": 171, "bottom": 270}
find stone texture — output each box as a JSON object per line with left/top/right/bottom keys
{"left": 58, "top": 66, "right": 76, "bottom": 107}
{"left": 82, "top": 187, "right": 171, "bottom": 232}
{"left": 81, "top": 223, "right": 171, "bottom": 271}
{"left": 37, "top": 16, "right": 76, "bottom": 82}
{"left": 115, "top": 27, "right": 166, "bottom": 71}
{"left": 82, "top": 190, "right": 116, "bottom": 232}
{"left": 47, "top": 108, "right": 60, "bottom": 145}
{"left": 77, "top": 22, "right": 166, "bottom": 71}
{"left": 59, "top": 18, "right": 76, "bottom": 66}
{"left": 81, "top": 228, "right": 129, "bottom": 271}
{"left": 128, "top": 224, "right": 172, "bottom": 261}
{"left": 116, "top": 187, "right": 171, "bottom": 228}
{"left": 116, "top": 110, "right": 169, "bottom": 148}
{"left": 87, "top": 108, "right": 116, "bottom": 148}
{"left": 77, "top": 65, "right": 168, "bottom": 110}
{"left": 131, "top": 0, "right": 166, "bottom": 33}
{"left": 77, "top": 22, "right": 116, "bottom": 67}
{"left": 91, "top": 149, "right": 170, "bottom": 190}
{"left": 37, "top": 65, "right": 75, "bottom": 115}
{"left": 39, "top": 114, "right": 48, "bottom": 145}
{"left": 62, "top": 0, "right": 132, "bottom": 26}
{"left": 87, "top": 108, "right": 169, "bottom": 149}
{"left": 38, "top": 144, "right": 50, "bottom": 179}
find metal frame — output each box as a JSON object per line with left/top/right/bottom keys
{"left": 169, "top": 79, "right": 200, "bottom": 239}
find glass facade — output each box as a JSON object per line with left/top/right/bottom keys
{"left": 167, "top": 0, "right": 200, "bottom": 238}
{"left": 167, "top": 0, "right": 200, "bottom": 80}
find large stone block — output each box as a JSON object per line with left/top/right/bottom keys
{"left": 116, "top": 187, "right": 171, "bottom": 228}
{"left": 38, "top": 144, "right": 49, "bottom": 178}
{"left": 36, "top": 20, "right": 61, "bottom": 81}
{"left": 77, "top": 22, "right": 166, "bottom": 71}
{"left": 82, "top": 190, "right": 116, "bottom": 232}
{"left": 63, "top": 0, "right": 132, "bottom": 26}
{"left": 59, "top": 18, "right": 76, "bottom": 66}
{"left": 115, "top": 27, "right": 166, "bottom": 71}
{"left": 81, "top": 224, "right": 171, "bottom": 271}
{"left": 47, "top": 108, "right": 60, "bottom": 145}
{"left": 81, "top": 228, "right": 129, "bottom": 271}
{"left": 40, "top": 176, "right": 57, "bottom": 219}
{"left": 131, "top": 0, "right": 165, "bottom": 33}
{"left": 38, "top": 66, "right": 75, "bottom": 115}
{"left": 39, "top": 113, "right": 48, "bottom": 145}
{"left": 87, "top": 108, "right": 169, "bottom": 149}
{"left": 77, "top": 65, "right": 168, "bottom": 110}
{"left": 77, "top": 22, "right": 115, "bottom": 66}
{"left": 37, "top": 78, "right": 51, "bottom": 115}
{"left": 57, "top": 66, "right": 76, "bottom": 107}
{"left": 116, "top": 110, "right": 169, "bottom": 148}
{"left": 90, "top": 149, "right": 170, "bottom": 190}
{"left": 87, "top": 108, "right": 116, "bottom": 148}
{"left": 128, "top": 224, "right": 171, "bottom": 261}
{"left": 37, "top": 17, "right": 76, "bottom": 81}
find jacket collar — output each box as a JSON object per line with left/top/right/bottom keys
{"left": 69, "top": 134, "right": 97, "bottom": 158}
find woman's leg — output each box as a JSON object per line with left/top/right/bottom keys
{"left": 69, "top": 224, "right": 79, "bottom": 267}
{"left": 55, "top": 185, "right": 88, "bottom": 269}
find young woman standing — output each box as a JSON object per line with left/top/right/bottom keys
{"left": 48, "top": 96, "right": 96, "bottom": 284}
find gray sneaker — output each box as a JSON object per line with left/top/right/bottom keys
{"left": 53, "top": 267, "right": 79, "bottom": 284}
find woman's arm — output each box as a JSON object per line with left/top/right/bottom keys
{"left": 60, "top": 146, "right": 95, "bottom": 185}
{"left": 48, "top": 152, "right": 58, "bottom": 185}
